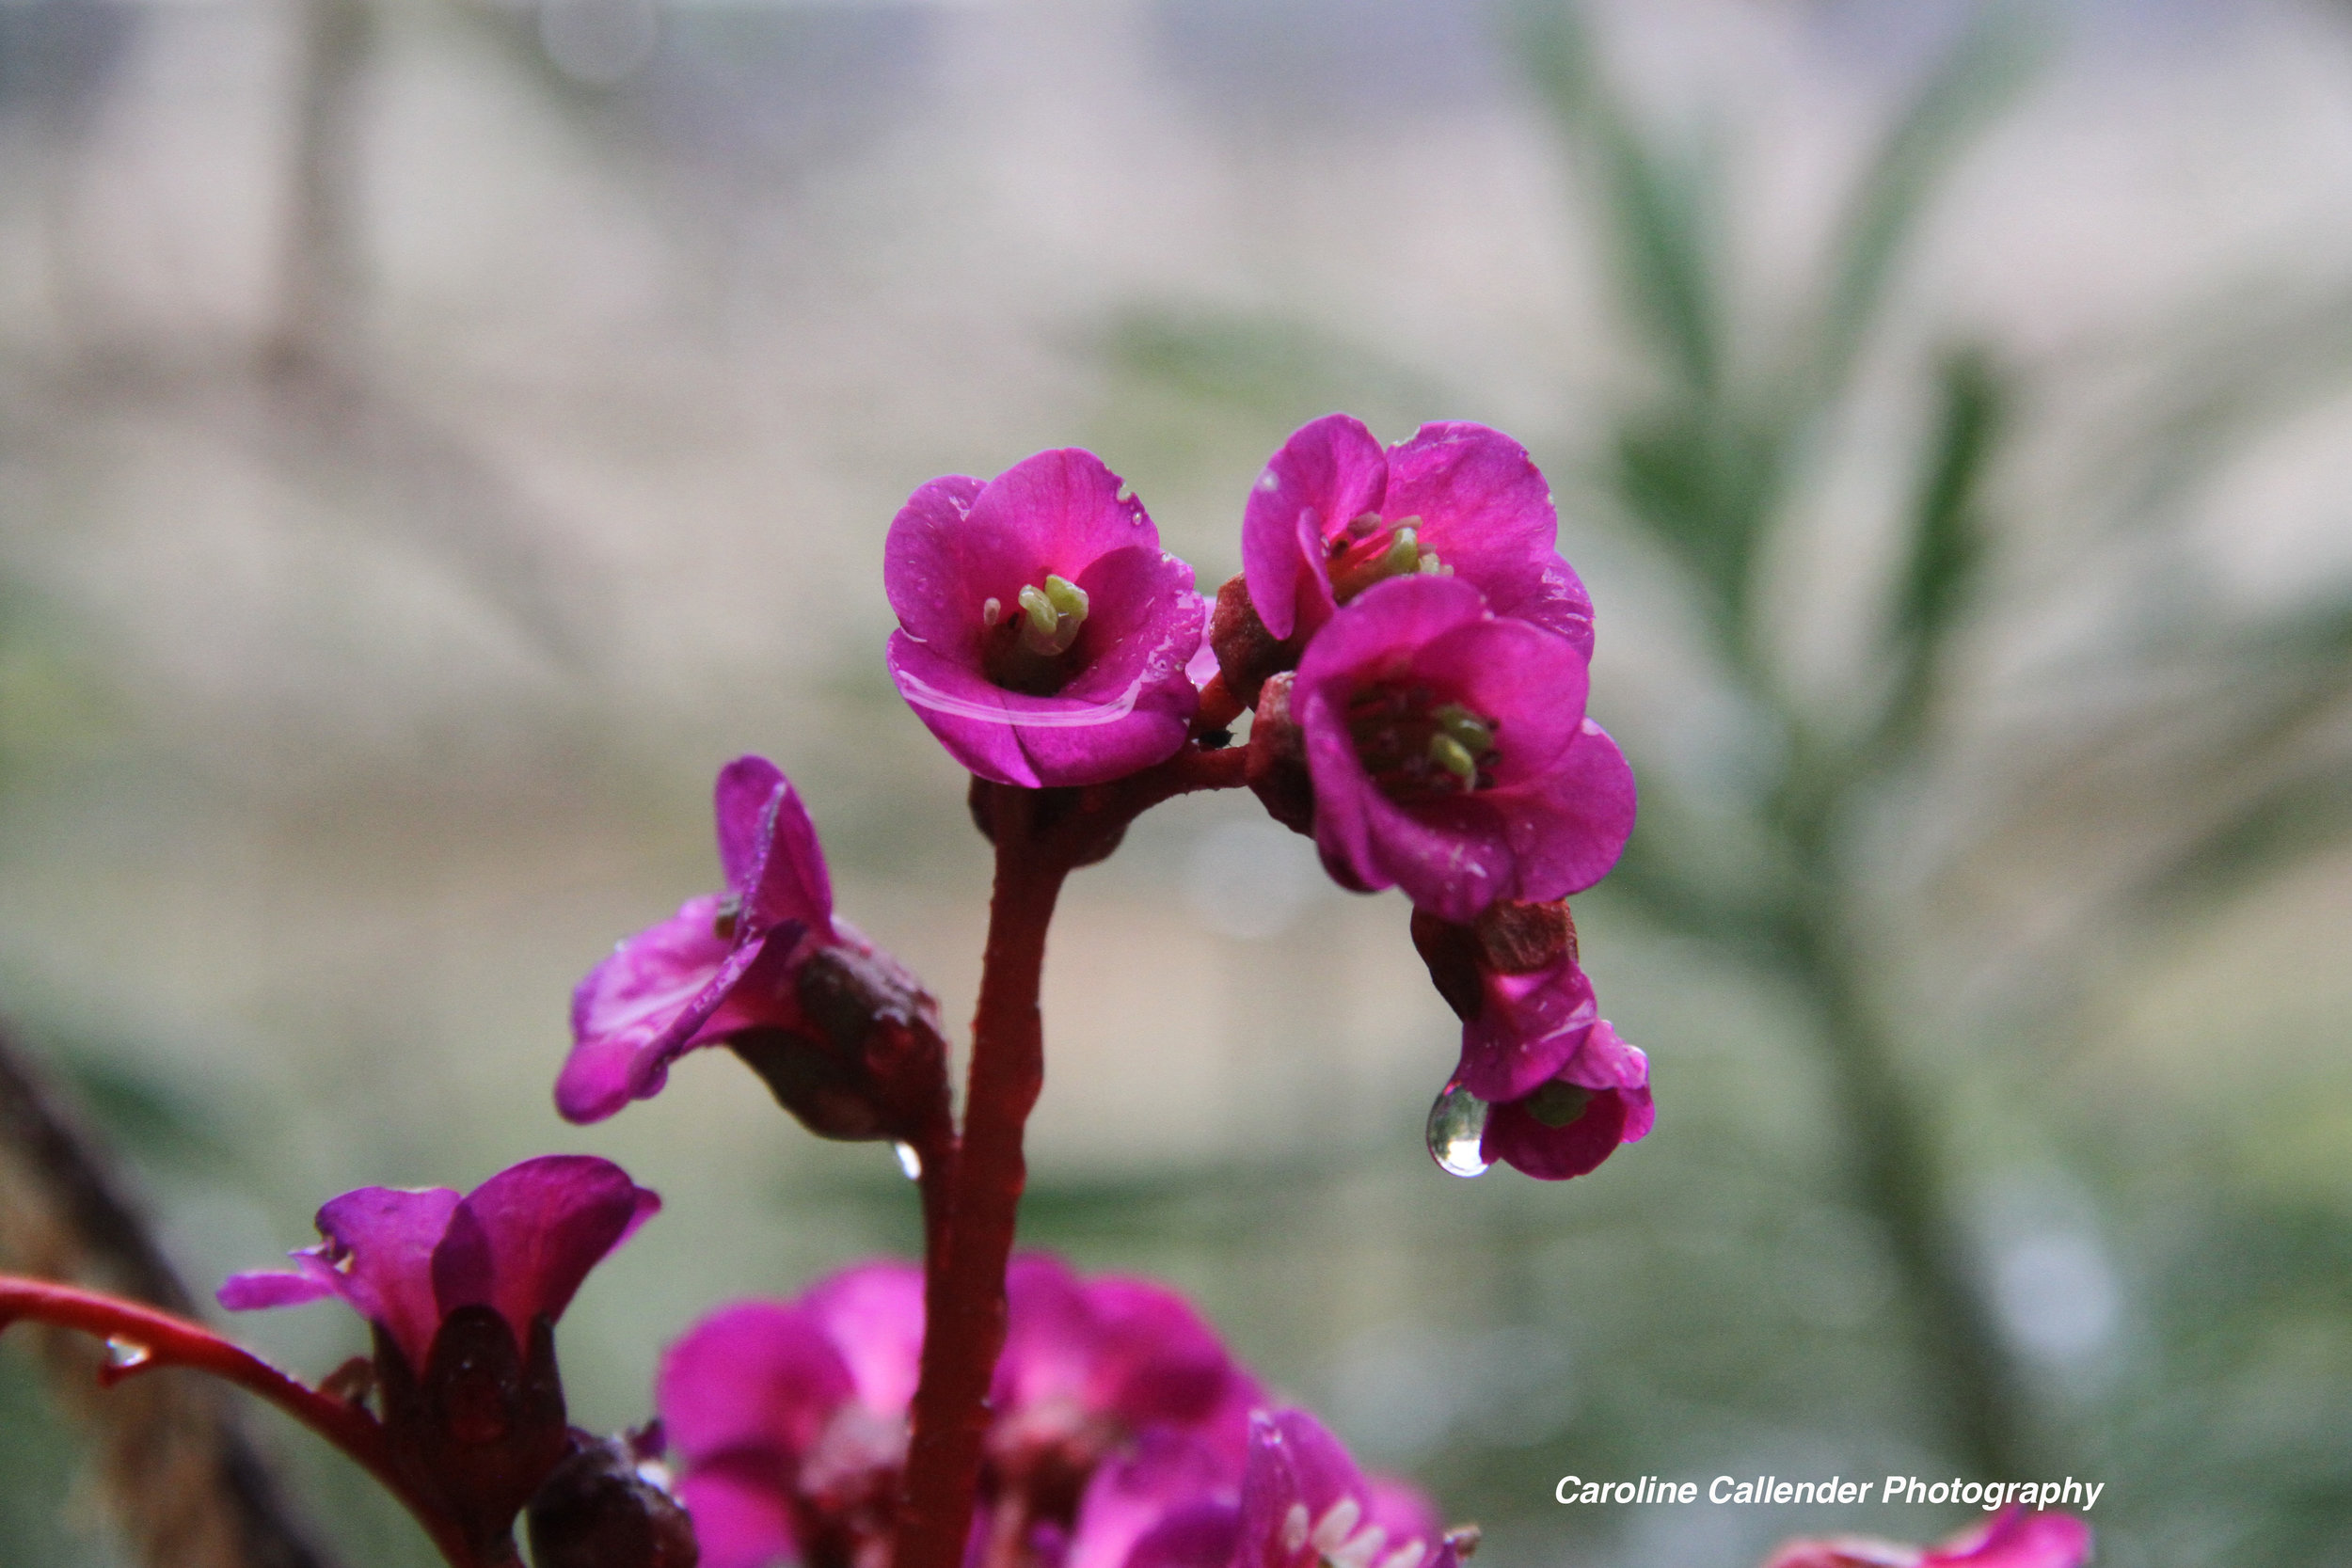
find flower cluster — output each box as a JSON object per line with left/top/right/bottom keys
{"left": 0, "top": 415, "right": 2092, "bottom": 1568}
{"left": 655, "top": 1256, "right": 1463, "bottom": 1568}
{"left": 881, "top": 417, "right": 1645, "bottom": 1181}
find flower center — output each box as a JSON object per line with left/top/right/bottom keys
{"left": 1523, "top": 1081, "right": 1592, "bottom": 1128}
{"left": 980, "top": 574, "right": 1091, "bottom": 696}
{"left": 1327, "top": 512, "right": 1452, "bottom": 601}
{"left": 1346, "top": 684, "right": 1500, "bottom": 803}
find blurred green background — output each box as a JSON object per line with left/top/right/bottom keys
{"left": 4, "top": 1, "right": 2352, "bottom": 1565}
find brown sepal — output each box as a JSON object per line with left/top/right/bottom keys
{"left": 1243, "top": 673, "right": 1315, "bottom": 834}
{"left": 1210, "top": 574, "right": 1302, "bottom": 710}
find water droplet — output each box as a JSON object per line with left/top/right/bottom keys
{"left": 892, "top": 1141, "right": 922, "bottom": 1180}
{"left": 103, "top": 1337, "right": 152, "bottom": 1371}
{"left": 1425, "top": 1079, "right": 1490, "bottom": 1178}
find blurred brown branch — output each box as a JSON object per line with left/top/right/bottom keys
{"left": 0, "top": 1023, "right": 339, "bottom": 1568}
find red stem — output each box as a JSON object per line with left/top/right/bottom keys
{"left": 896, "top": 784, "right": 1070, "bottom": 1568}
{"left": 894, "top": 742, "right": 1248, "bottom": 1568}
{"left": 0, "top": 1275, "right": 492, "bottom": 1568}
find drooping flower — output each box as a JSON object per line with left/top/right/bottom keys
{"left": 218, "top": 1156, "right": 660, "bottom": 1557}
{"left": 559, "top": 755, "right": 946, "bottom": 1144}
{"left": 1410, "top": 900, "right": 1598, "bottom": 1103}
{"left": 658, "top": 1257, "right": 1263, "bottom": 1568}
{"left": 1289, "top": 575, "right": 1635, "bottom": 922}
{"left": 1108, "top": 1410, "right": 1466, "bottom": 1568}
{"left": 1216, "top": 416, "right": 1591, "bottom": 702}
{"left": 885, "top": 449, "right": 1204, "bottom": 788}
{"left": 1476, "top": 1021, "right": 1653, "bottom": 1181}
{"left": 1762, "top": 1507, "right": 2092, "bottom": 1568}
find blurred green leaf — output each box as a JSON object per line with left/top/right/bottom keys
{"left": 1813, "top": 8, "right": 2041, "bottom": 396}
{"left": 1516, "top": 0, "right": 1722, "bottom": 393}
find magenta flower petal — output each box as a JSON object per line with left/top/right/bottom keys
{"left": 730, "top": 758, "right": 835, "bottom": 941}
{"left": 885, "top": 450, "right": 1202, "bottom": 787}
{"left": 430, "top": 1154, "right": 660, "bottom": 1349}
{"left": 1765, "top": 1507, "right": 2092, "bottom": 1568}
{"left": 1240, "top": 416, "right": 1592, "bottom": 653}
{"left": 1925, "top": 1509, "right": 2093, "bottom": 1568}
{"left": 310, "top": 1185, "right": 463, "bottom": 1370}
{"left": 215, "top": 1265, "right": 340, "bottom": 1313}
{"left": 1295, "top": 578, "right": 1631, "bottom": 921}
{"left": 1381, "top": 423, "right": 1592, "bottom": 652}
{"left": 1243, "top": 414, "right": 1390, "bottom": 641}
{"left": 220, "top": 1159, "right": 655, "bottom": 1372}
{"left": 1479, "top": 1027, "right": 1651, "bottom": 1181}
{"left": 660, "top": 1300, "right": 855, "bottom": 1464}
{"left": 1457, "top": 959, "right": 1597, "bottom": 1102}
{"left": 996, "top": 1258, "right": 1255, "bottom": 1452}
{"left": 713, "top": 754, "right": 785, "bottom": 894}
{"left": 1075, "top": 1432, "right": 1243, "bottom": 1568}
{"left": 799, "top": 1260, "right": 928, "bottom": 1417}
{"left": 674, "top": 1469, "right": 801, "bottom": 1568}
{"left": 1225, "top": 1411, "right": 1454, "bottom": 1568}
{"left": 559, "top": 894, "right": 765, "bottom": 1123}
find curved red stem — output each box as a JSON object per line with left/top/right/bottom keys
{"left": 0, "top": 1275, "right": 493, "bottom": 1568}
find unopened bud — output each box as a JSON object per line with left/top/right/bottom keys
{"left": 728, "top": 944, "right": 950, "bottom": 1145}
{"left": 527, "top": 1434, "right": 699, "bottom": 1568}
{"left": 1244, "top": 672, "right": 1314, "bottom": 834}
{"left": 1209, "top": 574, "right": 1301, "bottom": 709}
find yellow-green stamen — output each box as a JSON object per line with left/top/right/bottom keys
{"left": 1525, "top": 1082, "right": 1592, "bottom": 1128}
{"left": 1015, "top": 574, "right": 1089, "bottom": 657}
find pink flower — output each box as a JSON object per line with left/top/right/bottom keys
{"left": 658, "top": 1257, "right": 1263, "bottom": 1568}
{"left": 1290, "top": 576, "right": 1635, "bottom": 922}
{"left": 885, "top": 450, "right": 1205, "bottom": 788}
{"left": 1476, "top": 1022, "right": 1653, "bottom": 1182}
{"left": 1763, "top": 1507, "right": 2092, "bottom": 1568}
{"left": 1241, "top": 416, "right": 1592, "bottom": 653}
{"left": 218, "top": 1154, "right": 659, "bottom": 1370}
{"left": 559, "top": 755, "right": 946, "bottom": 1142}
{"left": 218, "top": 1156, "right": 660, "bottom": 1557}
{"left": 1112, "top": 1411, "right": 1465, "bottom": 1568}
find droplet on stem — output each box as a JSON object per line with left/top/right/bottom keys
{"left": 1425, "top": 1079, "right": 1490, "bottom": 1178}
{"left": 103, "top": 1337, "right": 153, "bottom": 1374}
{"left": 892, "top": 1141, "right": 923, "bottom": 1180}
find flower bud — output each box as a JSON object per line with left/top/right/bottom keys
{"left": 527, "top": 1433, "right": 700, "bottom": 1568}
{"left": 1209, "top": 573, "right": 1300, "bottom": 710}
{"left": 1245, "top": 673, "right": 1314, "bottom": 834}
{"left": 727, "top": 942, "right": 951, "bottom": 1145}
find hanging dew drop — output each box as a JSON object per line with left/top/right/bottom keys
{"left": 1424, "top": 1079, "right": 1491, "bottom": 1178}
{"left": 892, "top": 1141, "right": 922, "bottom": 1180}
{"left": 103, "top": 1337, "right": 152, "bottom": 1371}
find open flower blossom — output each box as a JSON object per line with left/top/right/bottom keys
{"left": 560, "top": 754, "right": 945, "bottom": 1139}
{"left": 1239, "top": 416, "right": 1593, "bottom": 656}
{"left": 218, "top": 1154, "right": 660, "bottom": 1370}
{"left": 1476, "top": 1020, "right": 1653, "bottom": 1181}
{"left": 885, "top": 449, "right": 1204, "bottom": 788}
{"left": 1763, "top": 1507, "right": 2093, "bottom": 1568}
{"left": 1290, "top": 575, "right": 1635, "bottom": 923}
{"left": 1116, "top": 1410, "right": 1465, "bottom": 1568}
{"left": 657, "top": 1256, "right": 1281, "bottom": 1568}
